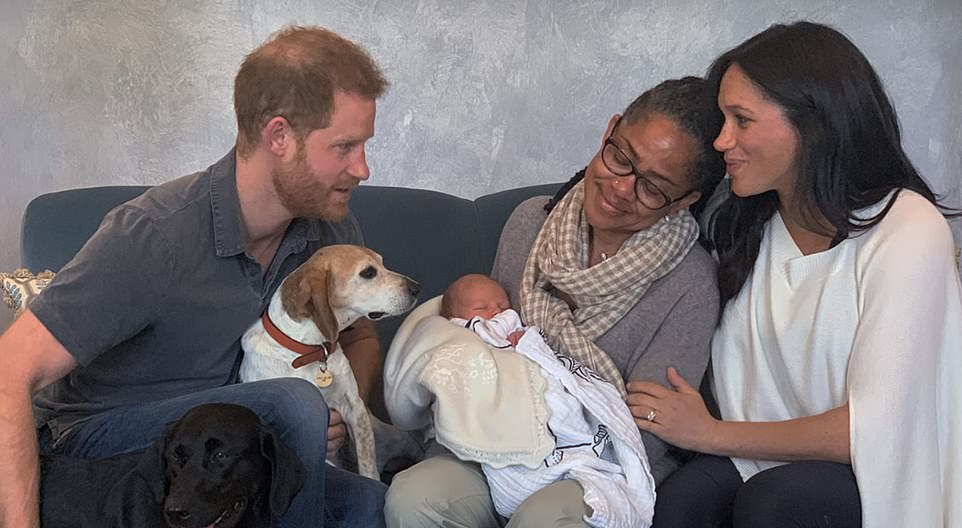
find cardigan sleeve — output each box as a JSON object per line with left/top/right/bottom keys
{"left": 622, "top": 248, "right": 719, "bottom": 484}
{"left": 491, "top": 197, "right": 549, "bottom": 307}
{"left": 846, "top": 191, "right": 962, "bottom": 528}
{"left": 622, "top": 251, "right": 718, "bottom": 389}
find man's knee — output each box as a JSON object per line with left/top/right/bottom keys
{"left": 260, "top": 377, "right": 328, "bottom": 413}
{"left": 326, "top": 469, "right": 387, "bottom": 527}
{"left": 244, "top": 378, "right": 329, "bottom": 460}
{"left": 356, "top": 477, "right": 387, "bottom": 518}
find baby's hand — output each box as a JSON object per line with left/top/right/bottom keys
{"left": 507, "top": 329, "right": 525, "bottom": 347}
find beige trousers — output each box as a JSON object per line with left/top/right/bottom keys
{"left": 384, "top": 455, "right": 591, "bottom": 528}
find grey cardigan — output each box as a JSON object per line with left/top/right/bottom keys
{"left": 490, "top": 196, "right": 719, "bottom": 484}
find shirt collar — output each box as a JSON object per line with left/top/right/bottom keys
{"left": 209, "top": 149, "right": 246, "bottom": 257}
{"left": 209, "top": 148, "right": 323, "bottom": 258}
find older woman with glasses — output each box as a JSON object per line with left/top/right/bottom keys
{"left": 385, "top": 77, "right": 726, "bottom": 528}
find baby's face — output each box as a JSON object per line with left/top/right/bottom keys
{"left": 454, "top": 278, "right": 511, "bottom": 321}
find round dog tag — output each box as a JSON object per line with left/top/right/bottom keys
{"left": 316, "top": 369, "right": 334, "bottom": 388}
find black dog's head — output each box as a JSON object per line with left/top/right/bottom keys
{"left": 160, "top": 403, "right": 304, "bottom": 528}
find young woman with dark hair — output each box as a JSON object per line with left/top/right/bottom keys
{"left": 630, "top": 21, "right": 961, "bottom": 528}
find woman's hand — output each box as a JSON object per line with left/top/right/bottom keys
{"left": 627, "top": 367, "right": 718, "bottom": 452}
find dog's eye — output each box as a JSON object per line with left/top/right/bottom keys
{"left": 207, "top": 450, "right": 232, "bottom": 467}
{"left": 359, "top": 266, "right": 377, "bottom": 279}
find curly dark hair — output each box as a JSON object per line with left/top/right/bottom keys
{"left": 546, "top": 77, "right": 725, "bottom": 222}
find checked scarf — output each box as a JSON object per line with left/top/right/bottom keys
{"left": 519, "top": 179, "right": 698, "bottom": 397}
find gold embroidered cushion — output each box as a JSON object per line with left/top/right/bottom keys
{"left": 1, "top": 268, "right": 55, "bottom": 318}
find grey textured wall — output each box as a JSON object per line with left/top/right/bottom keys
{"left": 2, "top": 1, "right": 961, "bottom": 328}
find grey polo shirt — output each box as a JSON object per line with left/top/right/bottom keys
{"left": 31, "top": 150, "right": 362, "bottom": 438}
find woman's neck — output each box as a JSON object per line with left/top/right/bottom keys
{"left": 777, "top": 202, "right": 835, "bottom": 256}
{"left": 588, "top": 228, "right": 629, "bottom": 266}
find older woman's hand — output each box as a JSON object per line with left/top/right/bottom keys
{"left": 627, "top": 367, "right": 719, "bottom": 453}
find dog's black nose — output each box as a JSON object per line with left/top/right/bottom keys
{"left": 407, "top": 280, "right": 421, "bottom": 298}
{"left": 164, "top": 506, "right": 192, "bottom": 524}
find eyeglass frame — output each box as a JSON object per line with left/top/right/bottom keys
{"left": 600, "top": 118, "right": 695, "bottom": 210}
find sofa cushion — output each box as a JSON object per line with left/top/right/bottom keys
{"left": 475, "top": 183, "right": 561, "bottom": 275}
{"left": 2, "top": 268, "right": 55, "bottom": 317}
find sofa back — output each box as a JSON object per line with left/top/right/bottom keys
{"left": 21, "top": 183, "right": 561, "bottom": 346}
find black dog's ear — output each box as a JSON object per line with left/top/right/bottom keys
{"left": 157, "top": 420, "right": 178, "bottom": 474}
{"left": 154, "top": 420, "right": 181, "bottom": 498}
{"left": 131, "top": 421, "right": 177, "bottom": 505}
{"left": 260, "top": 425, "right": 306, "bottom": 516}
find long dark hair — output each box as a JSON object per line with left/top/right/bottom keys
{"left": 547, "top": 77, "right": 725, "bottom": 223}
{"left": 708, "top": 21, "right": 955, "bottom": 306}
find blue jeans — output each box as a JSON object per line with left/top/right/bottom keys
{"left": 43, "top": 378, "right": 386, "bottom": 528}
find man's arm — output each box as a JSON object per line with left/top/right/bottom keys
{"left": 337, "top": 318, "right": 381, "bottom": 404}
{"left": 0, "top": 311, "right": 77, "bottom": 528}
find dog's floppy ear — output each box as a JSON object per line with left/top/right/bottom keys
{"left": 281, "top": 266, "right": 311, "bottom": 321}
{"left": 157, "top": 420, "right": 176, "bottom": 473}
{"left": 259, "top": 424, "right": 306, "bottom": 516}
{"left": 281, "top": 265, "right": 339, "bottom": 342}
{"left": 150, "top": 420, "right": 179, "bottom": 499}
{"left": 306, "top": 266, "right": 339, "bottom": 343}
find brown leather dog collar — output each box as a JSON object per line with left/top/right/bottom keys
{"left": 260, "top": 311, "right": 331, "bottom": 361}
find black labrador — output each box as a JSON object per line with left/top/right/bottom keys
{"left": 41, "top": 403, "right": 305, "bottom": 527}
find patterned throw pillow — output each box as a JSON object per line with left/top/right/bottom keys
{"left": 1, "top": 268, "right": 55, "bottom": 318}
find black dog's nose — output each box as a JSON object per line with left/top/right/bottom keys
{"left": 164, "top": 506, "right": 192, "bottom": 524}
{"left": 407, "top": 280, "right": 421, "bottom": 298}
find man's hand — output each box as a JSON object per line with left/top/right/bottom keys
{"left": 327, "top": 409, "right": 347, "bottom": 460}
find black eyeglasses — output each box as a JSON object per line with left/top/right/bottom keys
{"left": 600, "top": 123, "right": 693, "bottom": 210}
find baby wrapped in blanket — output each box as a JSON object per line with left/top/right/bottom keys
{"left": 385, "top": 274, "right": 656, "bottom": 528}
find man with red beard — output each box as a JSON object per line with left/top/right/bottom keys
{"left": 0, "top": 26, "right": 389, "bottom": 528}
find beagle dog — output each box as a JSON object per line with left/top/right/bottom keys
{"left": 240, "top": 244, "right": 421, "bottom": 480}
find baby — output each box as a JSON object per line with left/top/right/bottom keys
{"left": 440, "top": 273, "right": 525, "bottom": 348}
{"left": 434, "top": 273, "right": 653, "bottom": 525}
